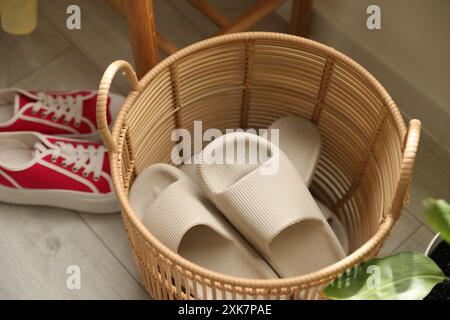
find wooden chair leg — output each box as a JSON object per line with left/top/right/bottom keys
{"left": 127, "top": 0, "right": 159, "bottom": 79}
{"left": 290, "top": 0, "right": 313, "bottom": 37}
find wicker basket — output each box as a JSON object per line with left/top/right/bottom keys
{"left": 96, "top": 32, "right": 421, "bottom": 300}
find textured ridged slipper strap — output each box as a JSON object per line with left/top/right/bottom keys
{"left": 142, "top": 180, "right": 231, "bottom": 252}
{"left": 198, "top": 133, "right": 327, "bottom": 257}
{"left": 216, "top": 155, "right": 325, "bottom": 257}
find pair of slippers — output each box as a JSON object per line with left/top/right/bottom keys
{"left": 130, "top": 116, "right": 348, "bottom": 286}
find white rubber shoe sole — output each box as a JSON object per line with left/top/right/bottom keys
{"left": 0, "top": 185, "right": 120, "bottom": 214}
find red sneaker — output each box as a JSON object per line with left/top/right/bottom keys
{"left": 0, "top": 132, "right": 119, "bottom": 213}
{"left": 0, "top": 88, "right": 124, "bottom": 139}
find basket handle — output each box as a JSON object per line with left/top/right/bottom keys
{"left": 97, "top": 60, "right": 140, "bottom": 153}
{"left": 390, "top": 119, "right": 421, "bottom": 220}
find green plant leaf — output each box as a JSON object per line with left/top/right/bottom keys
{"left": 322, "top": 252, "right": 445, "bottom": 300}
{"left": 423, "top": 198, "right": 450, "bottom": 244}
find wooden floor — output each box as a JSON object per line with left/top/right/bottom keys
{"left": 0, "top": 0, "right": 448, "bottom": 299}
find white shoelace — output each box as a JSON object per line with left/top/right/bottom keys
{"left": 32, "top": 93, "right": 83, "bottom": 127}
{"left": 35, "top": 142, "right": 105, "bottom": 181}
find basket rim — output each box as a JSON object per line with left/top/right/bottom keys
{"left": 110, "top": 32, "right": 410, "bottom": 289}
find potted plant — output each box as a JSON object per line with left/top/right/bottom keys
{"left": 422, "top": 199, "right": 450, "bottom": 300}
{"left": 322, "top": 198, "right": 450, "bottom": 300}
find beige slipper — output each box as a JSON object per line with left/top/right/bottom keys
{"left": 129, "top": 164, "right": 278, "bottom": 290}
{"left": 180, "top": 162, "right": 200, "bottom": 185}
{"left": 180, "top": 163, "right": 349, "bottom": 255}
{"left": 317, "top": 201, "right": 349, "bottom": 255}
{"left": 264, "top": 117, "right": 349, "bottom": 252}
{"left": 264, "top": 116, "right": 321, "bottom": 186}
{"left": 197, "top": 132, "right": 345, "bottom": 277}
